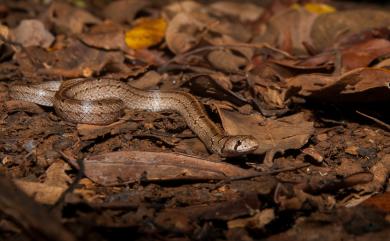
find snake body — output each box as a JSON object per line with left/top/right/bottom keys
{"left": 10, "top": 78, "right": 258, "bottom": 157}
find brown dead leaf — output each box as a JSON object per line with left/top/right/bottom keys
{"left": 362, "top": 192, "right": 390, "bottom": 213}
{"left": 271, "top": 38, "right": 390, "bottom": 74}
{"left": 15, "top": 40, "right": 130, "bottom": 78}
{"left": 265, "top": 208, "right": 389, "bottom": 241}
{"left": 165, "top": 13, "right": 205, "bottom": 54}
{"left": 218, "top": 110, "right": 314, "bottom": 155}
{"left": 287, "top": 68, "right": 390, "bottom": 102}
{"left": 14, "top": 179, "right": 66, "bottom": 205}
{"left": 312, "top": 9, "right": 390, "bottom": 52}
{"left": 209, "top": 2, "right": 264, "bottom": 22}
{"left": 130, "top": 71, "right": 162, "bottom": 90}
{"left": 253, "top": 8, "right": 318, "bottom": 54}
{"left": 341, "top": 39, "right": 390, "bottom": 71}
{"left": 79, "top": 21, "right": 127, "bottom": 51}
{"left": 164, "top": 1, "right": 203, "bottom": 16}
{"left": 77, "top": 118, "right": 138, "bottom": 141}
{"left": 45, "top": 160, "right": 72, "bottom": 188}
{"left": 12, "top": 19, "right": 54, "bottom": 48}
{"left": 227, "top": 208, "right": 275, "bottom": 229}
{"left": 275, "top": 185, "right": 336, "bottom": 211}
{"left": 44, "top": 1, "right": 101, "bottom": 34}
{"left": 185, "top": 75, "right": 248, "bottom": 106}
{"left": 158, "top": 193, "right": 261, "bottom": 227}
{"left": 0, "top": 23, "right": 11, "bottom": 40}
{"left": 103, "top": 0, "right": 150, "bottom": 24}
{"left": 5, "top": 100, "right": 44, "bottom": 114}
{"left": 36, "top": 135, "right": 65, "bottom": 167}
{"left": 312, "top": 68, "right": 390, "bottom": 102}
{"left": 165, "top": 7, "right": 253, "bottom": 54}
{"left": 174, "top": 138, "right": 209, "bottom": 157}
{"left": 207, "top": 49, "right": 248, "bottom": 73}
{"left": 82, "top": 151, "right": 258, "bottom": 186}
{"left": 354, "top": 154, "right": 389, "bottom": 195}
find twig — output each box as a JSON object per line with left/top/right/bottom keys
{"left": 216, "top": 163, "right": 310, "bottom": 187}
{"left": 356, "top": 110, "right": 390, "bottom": 131}
{"left": 50, "top": 152, "right": 85, "bottom": 210}
{"left": 158, "top": 43, "right": 294, "bottom": 72}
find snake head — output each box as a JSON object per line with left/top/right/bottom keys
{"left": 219, "top": 135, "right": 259, "bottom": 157}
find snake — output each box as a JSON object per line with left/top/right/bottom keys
{"left": 9, "top": 78, "right": 259, "bottom": 157}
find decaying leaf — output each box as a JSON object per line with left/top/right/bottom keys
{"left": 207, "top": 49, "right": 248, "bottom": 73}
{"left": 14, "top": 179, "right": 66, "bottom": 205}
{"left": 219, "top": 110, "right": 314, "bottom": 154}
{"left": 5, "top": 100, "right": 44, "bottom": 114}
{"left": 12, "top": 19, "right": 54, "bottom": 48}
{"left": 44, "top": 160, "right": 72, "bottom": 188}
{"left": 227, "top": 208, "right": 275, "bottom": 229}
{"left": 83, "top": 151, "right": 258, "bottom": 185}
{"left": 77, "top": 118, "right": 138, "bottom": 141}
{"left": 15, "top": 40, "right": 128, "bottom": 78}
{"left": 287, "top": 67, "right": 390, "bottom": 102}
{"left": 311, "top": 9, "right": 390, "bottom": 51}
{"left": 252, "top": 8, "right": 318, "bottom": 54}
{"left": 79, "top": 21, "right": 127, "bottom": 51}
{"left": 44, "top": 1, "right": 100, "bottom": 34}
{"left": 165, "top": 13, "right": 205, "bottom": 54}
{"left": 209, "top": 2, "right": 264, "bottom": 22}
{"left": 103, "top": 0, "right": 150, "bottom": 24}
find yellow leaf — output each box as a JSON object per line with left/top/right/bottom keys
{"left": 125, "top": 18, "right": 167, "bottom": 49}
{"left": 291, "top": 3, "right": 336, "bottom": 14}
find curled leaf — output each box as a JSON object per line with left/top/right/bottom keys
{"left": 125, "top": 18, "right": 167, "bottom": 49}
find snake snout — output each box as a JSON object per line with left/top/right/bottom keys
{"left": 221, "top": 135, "right": 259, "bottom": 157}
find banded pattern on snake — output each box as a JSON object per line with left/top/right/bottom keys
{"left": 9, "top": 78, "right": 258, "bottom": 157}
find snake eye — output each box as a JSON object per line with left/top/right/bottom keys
{"left": 221, "top": 136, "right": 259, "bottom": 157}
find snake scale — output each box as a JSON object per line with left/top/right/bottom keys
{"left": 9, "top": 78, "right": 258, "bottom": 157}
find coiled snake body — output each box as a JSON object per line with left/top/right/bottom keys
{"left": 10, "top": 78, "right": 258, "bottom": 157}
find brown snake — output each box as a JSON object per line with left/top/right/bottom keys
{"left": 9, "top": 78, "right": 258, "bottom": 157}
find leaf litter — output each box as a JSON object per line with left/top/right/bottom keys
{"left": 0, "top": 1, "right": 389, "bottom": 241}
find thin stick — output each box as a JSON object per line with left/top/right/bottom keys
{"left": 159, "top": 43, "right": 294, "bottom": 71}
{"left": 216, "top": 163, "right": 310, "bottom": 186}
{"left": 356, "top": 110, "right": 390, "bottom": 131}
{"left": 51, "top": 152, "right": 85, "bottom": 210}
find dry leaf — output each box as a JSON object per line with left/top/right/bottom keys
{"left": 291, "top": 3, "right": 336, "bottom": 14}
{"left": 164, "top": 1, "right": 203, "bottom": 16}
{"left": 103, "top": 0, "right": 150, "bottom": 23}
{"left": 125, "top": 18, "right": 167, "bottom": 49}
{"left": 228, "top": 208, "right": 275, "bottom": 229}
{"left": 12, "top": 20, "right": 54, "bottom": 48}
{"left": 15, "top": 40, "right": 127, "bottom": 78}
{"left": 14, "top": 179, "right": 66, "bottom": 205}
{"left": 45, "top": 161, "right": 72, "bottom": 188}
{"left": 77, "top": 119, "right": 138, "bottom": 141}
{"left": 253, "top": 8, "right": 318, "bottom": 54}
{"left": 165, "top": 13, "right": 205, "bottom": 54}
{"left": 79, "top": 21, "right": 127, "bottom": 51}
{"left": 185, "top": 75, "right": 247, "bottom": 106}
{"left": 44, "top": 1, "right": 101, "bottom": 34}
{"left": 311, "top": 9, "right": 390, "bottom": 51}
{"left": 83, "top": 151, "right": 258, "bottom": 185}
{"left": 219, "top": 110, "right": 314, "bottom": 154}
{"left": 210, "top": 2, "right": 264, "bottom": 22}
{"left": 207, "top": 49, "right": 248, "bottom": 73}
{"left": 287, "top": 67, "right": 390, "bottom": 102}
{"left": 130, "top": 71, "right": 162, "bottom": 90}
{"left": 5, "top": 100, "right": 44, "bottom": 114}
